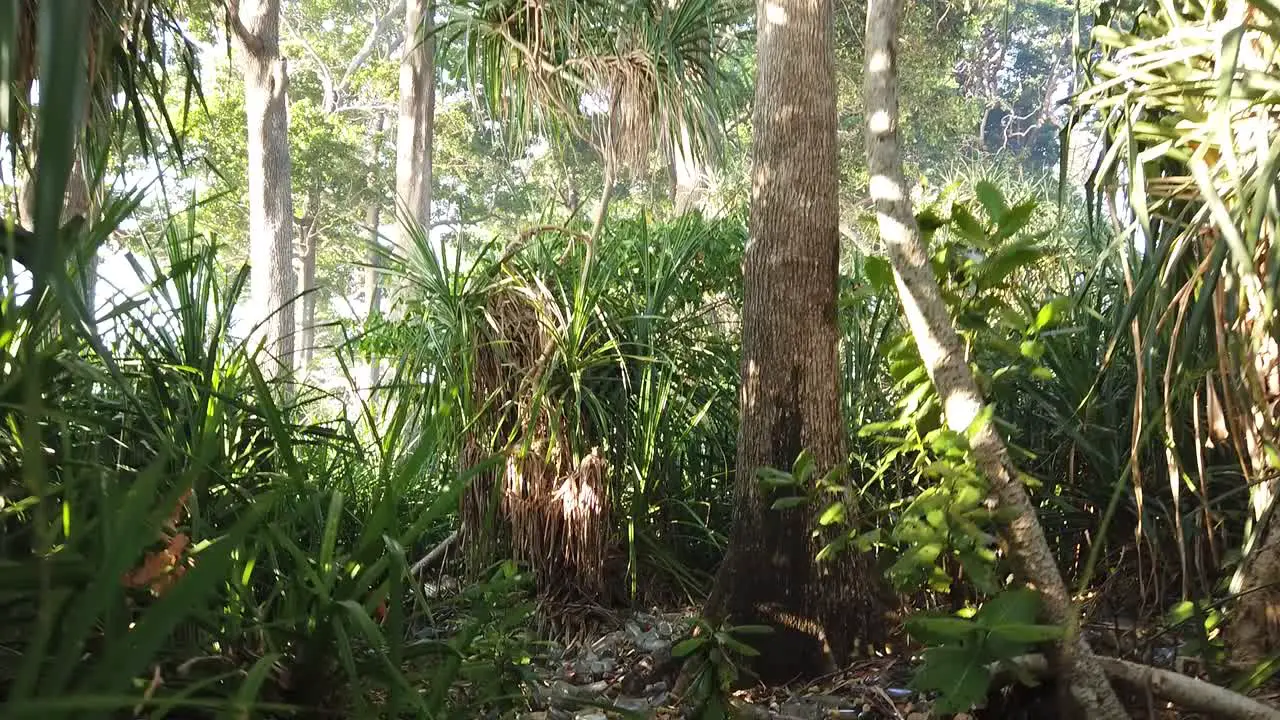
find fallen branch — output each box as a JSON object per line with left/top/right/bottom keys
{"left": 1007, "top": 654, "right": 1280, "bottom": 720}
{"left": 410, "top": 530, "right": 458, "bottom": 575}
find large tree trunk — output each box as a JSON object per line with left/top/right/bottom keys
{"left": 862, "top": 0, "right": 1126, "bottom": 717}
{"left": 233, "top": 0, "right": 296, "bottom": 379}
{"left": 394, "top": 0, "right": 434, "bottom": 234}
{"left": 702, "top": 0, "right": 890, "bottom": 685}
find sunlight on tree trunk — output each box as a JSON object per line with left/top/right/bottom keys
{"left": 395, "top": 0, "right": 434, "bottom": 237}
{"left": 703, "top": 0, "right": 890, "bottom": 684}
{"left": 863, "top": 0, "right": 1127, "bottom": 716}
{"left": 233, "top": 0, "right": 296, "bottom": 379}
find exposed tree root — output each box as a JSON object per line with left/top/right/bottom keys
{"left": 1008, "top": 654, "right": 1280, "bottom": 720}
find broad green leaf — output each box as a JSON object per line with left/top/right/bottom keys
{"left": 771, "top": 496, "right": 809, "bottom": 511}
{"left": 715, "top": 632, "right": 761, "bottom": 657}
{"left": 1034, "top": 297, "right": 1072, "bottom": 331}
{"left": 792, "top": 450, "right": 816, "bottom": 482}
{"left": 976, "top": 241, "right": 1045, "bottom": 290}
{"left": 865, "top": 255, "right": 895, "bottom": 290}
{"left": 951, "top": 205, "right": 989, "bottom": 246}
{"left": 986, "top": 623, "right": 1065, "bottom": 644}
{"left": 974, "top": 588, "right": 1042, "bottom": 628}
{"left": 819, "top": 502, "right": 846, "bottom": 526}
{"left": 757, "top": 467, "right": 798, "bottom": 488}
{"left": 673, "top": 637, "right": 709, "bottom": 657}
{"left": 1030, "top": 366, "right": 1056, "bottom": 381}
{"left": 904, "top": 614, "right": 978, "bottom": 644}
{"left": 853, "top": 529, "right": 882, "bottom": 552}
{"left": 726, "top": 624, "right": 774, "bottom": 635}
{"left": 956, "top": 550, "right": 998, "bottom": 595}
{"left": 994, "top": 200, "right": 1038, "bottom": 241}
{"left": 911, "top": 644, "right": 992, "bottom": 713}
{"left": 975, "top": 181, "right": 1009, "bottom": 223}
{"left": 1019, "top": 340, "right": 1045, "bottom": 361}
{"left": 1166, "top": 600, "right": 1197, "bottom": 625}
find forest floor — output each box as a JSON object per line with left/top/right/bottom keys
{"left": 515, "top": 605, "right": 943, "bottom": 720}
{"left": 508, "top": 602, "right": 1275, "bottom": 720}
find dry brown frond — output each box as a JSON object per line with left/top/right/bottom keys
{"left": 459, "top": 273, "right": 613, "bottom": 613}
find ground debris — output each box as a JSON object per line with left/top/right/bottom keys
{"left": 520, "top": 610, "right": 921, "bottom": 719}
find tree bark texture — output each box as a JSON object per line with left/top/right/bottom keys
{"left": 704, "top": 0, "right": 890, "bottom": 684}
{"left": 862, "top": 0, "right": 1126, "bottom": 717}
{"left": 395, "top": 0, "right": 434, "bottom": 234}
{"left": 235, "top": 0, "right": 296, "bottom": 379}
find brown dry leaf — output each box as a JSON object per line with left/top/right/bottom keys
{"left": 121, "top": 532, "right": 192, "bottom": 596}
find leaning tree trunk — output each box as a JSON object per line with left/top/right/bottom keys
{"left": 394, "top": 0, "right": 434, "bottom": 236}
{"left": 702, "top": 0, "right": 890, "bottom": 685}
{"left": 863, "top": 0, "right": 1126, "bottom": 717}
{"left": 233, "top": 0, "right": 296, "bottom": 379}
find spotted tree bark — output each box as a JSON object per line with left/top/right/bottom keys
{"left": 702, "top": 0, "right": 890, "bottom": 684}
{"left": 863, "top": 0, "right": 1126, "bottom": 716}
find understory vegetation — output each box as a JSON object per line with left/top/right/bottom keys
{"left": 3, "top": 0, "right": 1280, "bottom": 718}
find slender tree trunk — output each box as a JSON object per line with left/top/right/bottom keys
{"left": 395, "top": 0, "right": 434, "bottom": 234}
{"left": 295, "top": 200, "right": 319, "bottom": 370}
{"left": 863, "top": 0, "right": 1126, "bottom": 717}
{"left": 360, "top": 113, "right": 387, "bottom": 391}
{"left": 701, "top": 0, "right": 890, "bottom": 685}
{"left": 234, "top": 0, "right": 296, "bottom": 379}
